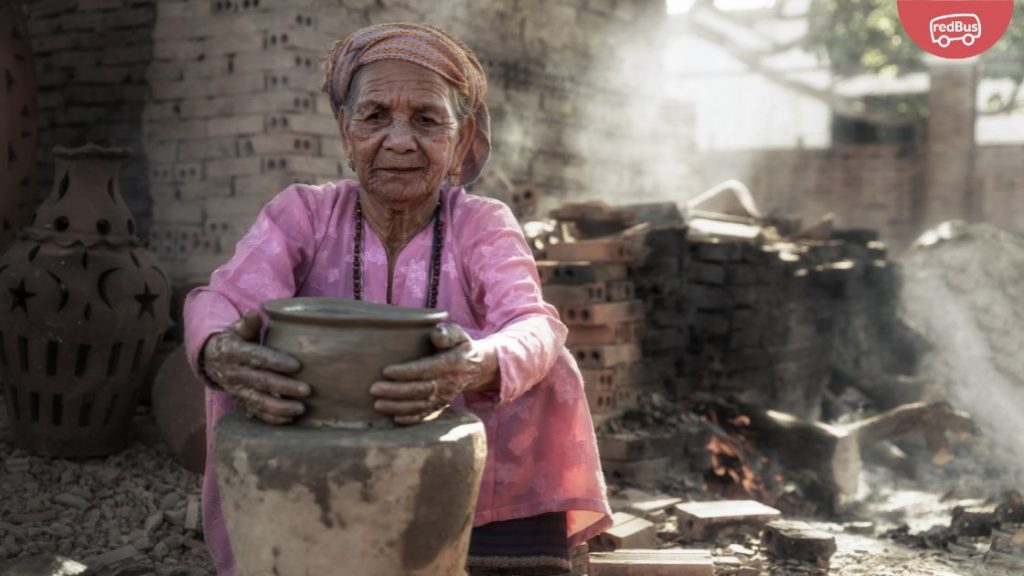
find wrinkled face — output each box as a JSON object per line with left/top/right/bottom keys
{"left": 340, "top": 60, "right": 471, "bottom": 206}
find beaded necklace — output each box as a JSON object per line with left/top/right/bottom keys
{"left": 353, "top": 198, "right": 445, "bottom": 308}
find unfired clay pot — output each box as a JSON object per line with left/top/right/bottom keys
{"left": 215, "top": 409, "right": 486, "bottom": 576}
{"left": 217, "top": 297, "right": 486, "bottom": 575}
{"left": 261, "top": 297, "right": 449, "bottom": 428}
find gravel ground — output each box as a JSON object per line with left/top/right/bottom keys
{"left": 0, "top": 393, "right": 215, "bottom": 575}
{"left": 2, "top": 389, "right": 1021, "bottom": 576}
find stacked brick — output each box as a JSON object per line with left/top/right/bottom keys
{"left": 684, "top": 233, "right": 836, "bottom": 421}
{"left": 631, "top": 225, "right": 690, "bottom": 398}
{"left": 538, "top": 210, "right": 646, "bottom": 418}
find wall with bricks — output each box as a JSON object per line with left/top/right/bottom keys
{"left": 19, "top": 0, "right": 695, "bottom": 283}
{"left": 40, "top": 0, "right": 687, "bottom": 283}
{"left": 21, "top": 0, "right": 158, "bottom": 235}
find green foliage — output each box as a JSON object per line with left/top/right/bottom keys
{"left": 806, "top": 0, "right": 1024, "bottom": 82}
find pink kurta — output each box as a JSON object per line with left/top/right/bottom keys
{"left": 183, "top": 180, "right": 612, "bottom": 575}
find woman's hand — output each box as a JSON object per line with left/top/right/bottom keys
{"left": 370, "top": 324, "right": 499, "bottom": 425}
{"left": 201, "top": 310, "right": 311, "bottom": 425}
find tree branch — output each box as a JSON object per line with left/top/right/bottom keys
{"left": 678, "top": 14, "right": 919, "bottom": 125}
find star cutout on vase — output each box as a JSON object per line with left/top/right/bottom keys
{"left": 9, "top": 279, "right": 35, "bottom": 313}
{"left": 134, "top": 283, "right": 158, "bottom": 319}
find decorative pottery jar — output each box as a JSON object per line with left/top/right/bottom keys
{"left": 0, "top": 0, "right": 38, "bottom": 249}
{"left": 0, "top": 144, "right": 172, "bottom": 457}
{"left": 214, "top": 297, "right": 488, "bottom": 575}
{"left": 261, "top": 297, "right": 449, "bottom": 428}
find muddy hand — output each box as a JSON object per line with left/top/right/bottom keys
{"left": 370, "top": 324, "right": 499, "bottom": 426}
{"left": 202, "top": 310, "right": 310, "bottom": 425}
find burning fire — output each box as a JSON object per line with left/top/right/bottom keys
{"left": 699, "top": 404, "right": 785, "bottom": 506}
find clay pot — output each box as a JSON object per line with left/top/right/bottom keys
{"left": 261, "top": 297, "right": 448, "bottom": 428}
{"left": 152, "top": 346, "right": 206, "bottom": 474}
{"left": 0, "top": 0, "right": 38, "bottom": 249}
{"left": 0, "top": 144, "right": 172, "bottom": 457}
{"left": 215, "top": 409, "right": 487, "bottom": 576}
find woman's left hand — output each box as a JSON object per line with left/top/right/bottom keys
{"left": 370, "top": 324, "right": 499, "bottom": 425}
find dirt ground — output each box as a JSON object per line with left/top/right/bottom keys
{"left": 1, "top": 392, "right": 1021, "bottom": 575}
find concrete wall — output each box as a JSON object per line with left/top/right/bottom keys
{"left": 697, "top": 141, "right": 1024, "bottom": 252}
{"left": 697, "top": 145, "right": 923, "bottom": 249}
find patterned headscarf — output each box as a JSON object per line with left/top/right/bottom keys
{"left": 323, "top": 23, "right": 491, "bottom": 186}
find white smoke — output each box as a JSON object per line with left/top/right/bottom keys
{"left": 900, "top": 223, "right": 1024, "bottom": 486}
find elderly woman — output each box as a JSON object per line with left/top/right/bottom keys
{"left": 185, "top": 23, "right": 611, "bottom": 576}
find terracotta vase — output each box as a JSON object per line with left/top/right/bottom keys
{"left": 0, "top": 144, "right": 172, "bottom": 457}
{"left": 261, "top": 297, "right": 449, "bottom": 428}
{"left": 215, "top": 297, "right": 487, "bottom": 575}
{"left": 0, "top": 0, "right": 38, "bottom": 249}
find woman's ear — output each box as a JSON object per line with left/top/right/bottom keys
{"left": 451, "top": 115, "right": 477, "bottom": 181}
{"left": 338, "top": 112, "right": 355, "bottom": 168}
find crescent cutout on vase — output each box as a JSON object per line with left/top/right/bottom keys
{"left": 97, "top": 267, "right": 120, "bottom": 309}
{"left": 46, "top": 271, "right": 69, "bottom": 311}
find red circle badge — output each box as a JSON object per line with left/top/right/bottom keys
{"left": 898, "top": 0, "right": 1014, "bottom": 58}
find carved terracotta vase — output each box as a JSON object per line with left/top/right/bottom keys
{"left": 214, "top": 298, "right": 488, "bottom": 575}
{"left": 0, "top": 0, "right": 37, "bottom": 248}
{"left": 0, "top": 144, "right": 172, "bottom": 457}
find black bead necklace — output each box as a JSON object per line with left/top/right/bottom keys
{"left": 353, "top": 198, "right": 445, "bottom": 308}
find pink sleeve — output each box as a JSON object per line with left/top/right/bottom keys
{"left": 183, "top": 185, "right": 320, "bottom": 378}
{"left": 463, "top": 200, "right": 567, "bottom": 405}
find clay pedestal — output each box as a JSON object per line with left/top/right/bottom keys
{"left": 215, "top": 409, "right": 486, "bottom": 576}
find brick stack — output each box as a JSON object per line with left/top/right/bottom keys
{"left": 631, "top": 225, "right": 690, "bottom": 398}
{"left": 539, "top": 210, "right": 646, "bottom": 419}
{"left": 684, "top": 230, "right": 834, "bottom": 422}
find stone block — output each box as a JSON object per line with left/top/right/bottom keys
{"left": 594, "top": 512, "right": 659, "bottom": 551}
{"left": 567, "top": 321, "right": 644, "bottom": 346}
{"left": 543, "top": 283, "right": 610, "bottom": 306}
{"left": 537, "top": 262, "right": 630, "bottom": 285}
{"left": 761, "top": 520, "right": 837, "bottom": 564}
{"left": 588, "top": 549, "right": 714, "bottom": 576}
{"left": 571, "top": 344, "right": 642, "bottom": 369}
{"left": 674, "top": 500, "right": 781, "bottom": 541}
{"left": 562, "top": 300, "right": 644, "bottom": 326}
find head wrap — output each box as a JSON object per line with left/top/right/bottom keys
{"left": 323, "top": 23, "right": 491, "bottom": 186}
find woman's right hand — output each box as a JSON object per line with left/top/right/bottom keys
{"left": 201, "top": 310, "right": 310, "bottom": 425}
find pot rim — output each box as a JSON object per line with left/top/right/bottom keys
{"left": 53, "top": 143, "right": 132, "bottom": 160}
{"left": 262, "top": 297, "right": 448, "bottom": 327}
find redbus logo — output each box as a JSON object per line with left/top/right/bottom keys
{"left": 898, "top": 0, "right": 1012, "bottom": 58}
{"left": 930, "top": 14, "right": 981, "bottom": 48}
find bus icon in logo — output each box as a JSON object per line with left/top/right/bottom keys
{"left": 929, "top": 13, "right": 982, "bottom": 47}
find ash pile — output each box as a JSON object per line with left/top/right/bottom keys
{"left": 526, "top": 181, "right": 1023, "bottom": 575}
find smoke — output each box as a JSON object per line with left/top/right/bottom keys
{"left": 900, "top": 223, "right": 1024, "bottom": 486}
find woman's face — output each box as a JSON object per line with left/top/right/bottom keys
{"left": 340, "top": 60, "right": 472, "bottom": 206}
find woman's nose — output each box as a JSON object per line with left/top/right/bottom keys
{"left": 382, "top": 118, "right": 416, "bottom": 153}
